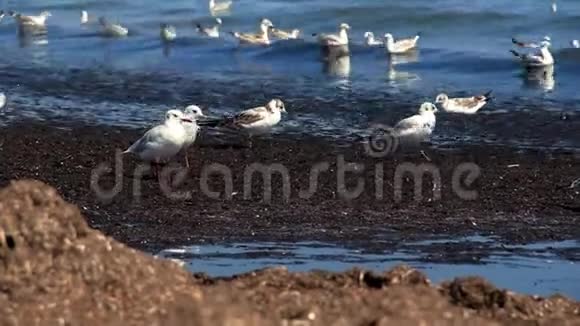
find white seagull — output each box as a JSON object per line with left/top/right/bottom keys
{"left": 571, "top": 40, "right": 579, "bottom": 48}
{"left": 9, "top": 10, "right": 52, "bottom": 28}
{"left": 0, "top": 10, "right": 6, "bottom": 23}
{"left": 0, "top": 92, "right": 6, "bottom": 110}
{"left": 99, "top": 17, "right": 129, "bottom": 37}
{"left": 384, "top": 32, "right": 421, "bottom": 54}
{"left": 271, "top": 28, "right": 300, "bottom": 40}
{"left": 435, "top": 91, "right": 493, "bottom": 114}
{"left": 364, "top": 32, "right": 383, "bottom": 46}
{"left": 80, "top": 10, "right": 88, "bottom": 24}
{"left": 181, "top": 105, "right": 205, "bottom": 168}
{"left": 231, "top": 18, "right": 274, "bottom": 46}
{"left": 196, "top": 18, "right": 222, "bottom": 38}
{"left": 160, "top": 23, "right": 177, "bottom": 42}
{"left": 510, "top": 38, "right": 554, "bottom": 67}
{"left": 315, "top": 23, "right": 350, "bottom": 47}
{"left": 124, "top": 109, "right": 191, "bottom": 176}
{"left": 209, "top": 0, "right": 232, "bottom": 12}
{"left": 394, "top": 102, "right": 438, "bottom": 143}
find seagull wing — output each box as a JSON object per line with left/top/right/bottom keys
{"left": 394, "top": 114, "right": 424, "bottom": 135}
{"left": 232, "top": 106, "right": 269, "bottom": 126}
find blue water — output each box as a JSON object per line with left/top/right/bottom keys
{"left": 2, "top": 0, "right": 580, "bottom": 148}
{"left": 157, "top": 238, "right": 580, "bottom": 299}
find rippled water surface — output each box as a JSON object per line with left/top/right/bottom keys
{"left": 1, "top": 0, "right": 580, "bottom": 148}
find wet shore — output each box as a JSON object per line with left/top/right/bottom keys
{"left": 0, "top": 121, "right": 578, "bottom": 258}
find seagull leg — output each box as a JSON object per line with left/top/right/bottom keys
{"left": 184, "top": 148, "right": 190, "bottom": 168}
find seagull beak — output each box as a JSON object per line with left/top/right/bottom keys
{"left": 181, "top": 118, "right": 193, "bottom": 123}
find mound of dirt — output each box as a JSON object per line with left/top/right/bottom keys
{"left": 0, "top": 180, "right": 578, "bottom": 325}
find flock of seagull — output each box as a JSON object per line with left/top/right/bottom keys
{"left": 0, "top": 1, "right": 577, "bottom": 176}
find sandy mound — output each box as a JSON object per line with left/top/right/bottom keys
{"left": 0, "top": 180, "right": 578, "bottom": 325}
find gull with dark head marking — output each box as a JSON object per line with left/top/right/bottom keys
{"left": 124, "top": 109, "right": 191, "bottom": 177}
{"left": 231, "top": 18, "right": 274, "bottom": 46}
{"left": 181, "top": 105, "right": 205, "bottom": 168}
{"left": 315, "top": 23, "right": 350, "bottom": 47}
{"left": 9, "top": 10, "right": 52, "bottom": 28}
{"left": 384, "top": 32, "right": 420, "bottom": 54}
{"left": 99, "top": 17, "right": 129, "bottom": 37}
{"left": 510, "top": 38, "right": 553, "bottom": 67}
{"left": 435, "top": 91, "right": 493, "bottom": 114}
{"left": 196, "top": 18, "right": 222, "bottom": 38}
{"left": 160, "top": 23, "right": 177, "bottom": 42}
{"left": 271, "top": 28, "right": 300, "bottom": 40}
{"left": 364, "top": 32, "right": 383, "bottom": 46}
{"left": 394, "top": 102, "right": 438, "bottom": 144}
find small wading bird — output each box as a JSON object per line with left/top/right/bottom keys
{"left": 201, "top": 99, "right": 286, "bottom": 148}
{"left": 510, "top": 36, "right": 554, "bottom": 67}
{"left": 231, "top": 18, "right": 274, "bottom": 46}
{"left": 160, "top": 23, "right": 177, "bottom": 42}
{"left": 9, "top": 10, "right": 52, "bottom": 29}
{"left": 196, "top": 18, "right": 222, "bottom": 38}
{"left": 394, "top": 102, "right": 438, "bottom": 147}
{"left": 270, "top": 27, "right": 300, "bottom": 40}
{"left": 384, "top": 32, "right": 421, "bottom": 54}
{"left": 363, "top": 32, "right": 383, "bottom": 46}
{"left": 181, "top": 105, "right": 205, "bottom": 168}
{"left": 435, "top": 91, "right": 493, "bottom": 114}
{"left": 314, "top": 23, "right": 350, "bottom": 47}
{"left": 124, "top": 110, "right": 192, "bottom": 179}
{"left": 99, "top": 17, "right": 129, "bottom": 37}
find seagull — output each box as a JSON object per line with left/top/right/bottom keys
{"left": 209, "top": 0, "right": 232, "bottom": 12}
{"left": 394, "top": 102, "right": 438, "bottom": 144}
{"left": 124, "top": 109, "right": 191, "bottom": 177}
{"left": 510, "top": 39, "right": 554, "bottom": 67}
{"left": 551, "top": 1, "right": 557, "bottom": 13}
{"left": 364, "top": 32, "right": 383, "bottom": 46}
{"left": 435, "top": 91, "right": 493, "bottom": 114}
{"left": 231, "top": 18, "right": 274, "bottom": 46}
{"left": 0, "top": 10, "right": 5, "bottom": 23}
{"left": 99, "top": 17, "right": 129, "bottom": 37}
{"left": 160, "top": 23, "right": 177, "bottom": 42}
{"left": 181, "top": 105, "right": 205, "bottom": 168}
{"left": 271, "top": 28, "right": 300, "bottom": 40}
{"left": 384, "top": 32, "right": 420, "bottom": 54}
{"left": 315, "top": 23, "right": 350, "bottom": 47}
{"left": 80, "top": 10, "right": 88, "bottom": 24}
{"left": 0, "top": 93, "right": 6, "bottom": 110}
{"left": 571, "top": 40, "right": 579, "bottom": 48}
{"left": 196, "top": 18, "right": 222, "bottom": 38}
{"left": 205, "top": 99, "right": 286, "bottom": 147}
{"left": 9, "top": 11, "right": 52, "bottom": 28}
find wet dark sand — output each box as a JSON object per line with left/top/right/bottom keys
{"left": 1, "top": 121, "right": 579, "bottom": 260}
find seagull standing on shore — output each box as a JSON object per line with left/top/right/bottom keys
{"left": 315, "top": 23, "right": 350, "bottom": 47}
{"left": 435, "top": 91, "right": 493, "bottom": 114}
{"left": 384, "top": 32, "right": 420, "bottom": 54}
{"left": 181, "top": 105, "right": 205, "bottom": 168}
{"left": 394, "top": 102, "right": 438, "bottom": 143}
{"left": 510, "top": 37, "right": 554, "bottom": 67}
{"left": 364, "top": 32, "right": 383, "bottom": 46}
{"left": 0, "top": 93, "right": 6, "bottom": 110}
{"left": 196, "top": 18, "right": 222, "bottom": 38}
{"left": 124, "top": 110, "right": 191, "bottom": 176}
{"left": 99, "top": 17, "right": 129, "bottom": 37}
{"left": 9, "top": 11, "right": 51, "bottom": 29}
{"left": 231, "top": 18, "right": 274, "bottom": 46}
{"left": 160, "top": 23, "right": 177, "bottom": 42}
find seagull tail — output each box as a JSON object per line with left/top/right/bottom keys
{"left": 311, "top": 33, "right": 318, "bottom": 37}
{"left": 511, "top": 37, "right": 526, "bottom": 47}
{"left": 509, "top": 49, "right": 521, "bottom": 58}
{"left": 8, "top": 10, "right": 18, "bottom": 17}
{"left": 483, "top": 90, "right": 494, "bottom": 102}
{"left": 195, "top": 23, "right": 202, "bottom": 31}
{"left": 416, "top": 31, "right": 422, "bottom": 39}
{"left": 229, "top": 31, "right": 240, "bottom": 37}
{"left": 197, "top": 116, "right": 228, "bottom": 128}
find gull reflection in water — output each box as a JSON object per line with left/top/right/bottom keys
{"left": 321, "top": 45, "right": 350, "bottom": 79}
{"left": 387, "top": 50, "right": 419, "bottom": 66}
{"left": 18, "top": 26, "right": 49, "bottom": 66}
{"left": 385, "top": 52, "right": 420, "bottom": 87}
{"left": 523, "top": 64, "right": 555, "bottom": 91}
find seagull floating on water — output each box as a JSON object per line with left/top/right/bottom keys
{"left": 363, "top": 32, "right": 383, "bottom": 46}
{"left": 271, "top": 28, "right": 300, "bottom": 40}
{"left": 99, "top": 17, "right": 129, "bottom": 37}
{"left": 571, "top": 40, "right": 579, "bottom": 48}
{"left": 384, "top": 32, "right": 420, "bottom": 54}
{"left": 160, "top": 23, "right": 177, "bottom": 42}
{"left": 394, "top": 102, "right": 438, "bottom": 144}
{"left": 80, "top": 10, "right": 88, "bottom": 24}
{"left": 181, "top": 105, "right": 204, "bottom": 168}
{"left": 9, "top": 11, "right": 51, "bottom": 28}
{"left": 435, "top": 91, "right": 493, "bottom": 114}
{"left": 196, "top": 18, "right": 222, "bottom": 38}
{"left": 209, "top": 0, "right": 232, "bottom": 12}
{"left": 510, "top": 38, "right": 554, "bottom": 67}
{"left": 0, "top": 93, "right": 6, "bottom": 110}
{"left": 231, "top": 18, "right": 274, "bottom": 46}
{"left": 0, "top": 10, "right": 6, "bottom": 23}
{"left": 315, "top": 23, "right": 350, "bottom": 47}
{"left": 124, "top": 109, "right": 191, "bottom": 177}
